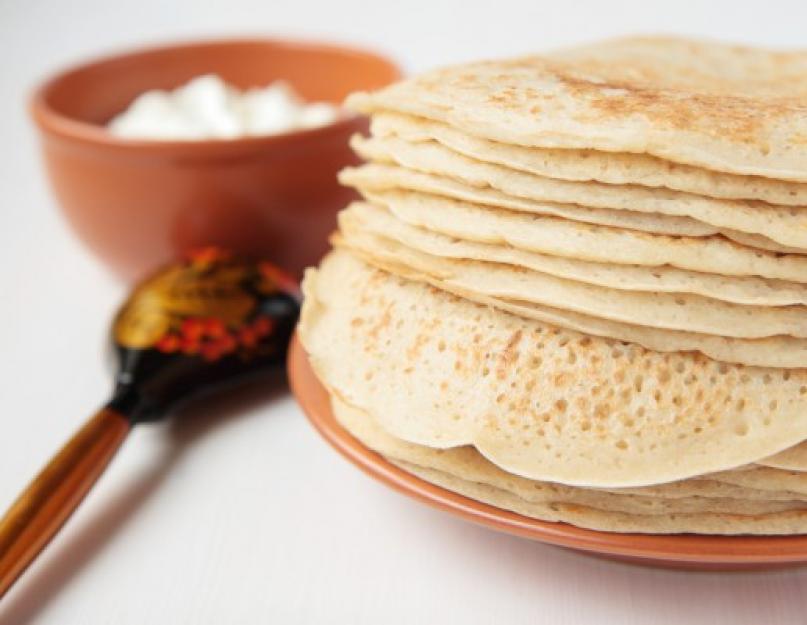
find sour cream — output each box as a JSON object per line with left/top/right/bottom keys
{"left": 108, "top": 74, "right": 341, "bottom": 140}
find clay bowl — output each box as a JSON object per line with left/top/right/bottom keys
{"left": 30, "top": 38, "right": 401, "bottom": 281}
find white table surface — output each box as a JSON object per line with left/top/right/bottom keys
{"left": 2, "top": 1, "right": 807, "bottom": 622}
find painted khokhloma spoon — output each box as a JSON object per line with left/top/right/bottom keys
{"left": 0, "top": 248, "right": 300, "bottom": 598}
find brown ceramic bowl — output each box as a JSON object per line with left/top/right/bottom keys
{"left": 30, "top": 38, "right": 401, "bottom": 281}
{"left": 288, "top": 334, "right": 807, "bottom": 571}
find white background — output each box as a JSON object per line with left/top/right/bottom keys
{"left": 1, "top": 1, "right": 807, "bottom": 623}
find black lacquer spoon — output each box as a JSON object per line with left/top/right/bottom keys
{"left": 0, "top": 247, "right": 300, "bottom": 599}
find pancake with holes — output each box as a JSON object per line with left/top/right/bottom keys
{"left": 299, "top": 36, "right": 807, "bottom": 534}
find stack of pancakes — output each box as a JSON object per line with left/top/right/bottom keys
{"left": 299, "top": 37, "right": 807, "bottom": 534}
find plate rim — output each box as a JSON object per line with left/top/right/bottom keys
{"left": 288, "top": 333, "right": 807, "bottom": 565}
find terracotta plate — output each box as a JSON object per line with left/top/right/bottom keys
{"left": 288, "top": 334, "right": 807, "bottom": 570}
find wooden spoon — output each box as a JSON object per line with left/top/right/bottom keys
{"left": 0, "top": 247, "right": 300, "bottom": 598}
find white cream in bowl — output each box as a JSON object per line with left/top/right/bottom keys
{"left": 108, "top": 74, "right": 341, "bottom": 140}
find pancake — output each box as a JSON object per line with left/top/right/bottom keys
{"left": 340, "top": 163, "right": 719, "bottom": 238}
{"left": 347, "top": 36, "right": 807, "bottom": 181}
{"left": 364, "top": 188, "right": 807, "bottom": 284}
{"left": 299, "top": 251, "right": 807, "bottom": 488}
{"left": 332, "top": 395, "right": 807, "bottom": 525}
{"left": 370, "top": 111, "right": 807, "bottom": 206}
{"left": 397, "top": 461, "right": 807, "bottom": 535}
{"left": 338, "top": 228, "right": 807, "bottom": 339}
{"left": 339, "top": 237, "right": 807, "bottom": 369}
{"left": 711, "top": 467, "right": 807, "bottom": 496}
{"left": 758, "top": 443, "right": 807, "bottom": 472}
{"left": 340, "top": 202, "right": 807, "bottom": 307}
{"left": 351, "top": 135, "right": 807, "bottom": 250}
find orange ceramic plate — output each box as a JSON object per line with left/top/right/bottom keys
{"left": 288, "top": 334, "right": 807, "bottom": 570}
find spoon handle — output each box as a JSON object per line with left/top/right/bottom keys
{"left": 0, "top": 407, "right": 130, "bottom": 599}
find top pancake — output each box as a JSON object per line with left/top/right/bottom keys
{"left": 348, "top": 36, "right": 807, "bottom": 181}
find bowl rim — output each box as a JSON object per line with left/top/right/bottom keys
{"left": 29, "top": 35, "right": 402, "bottom": 155}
